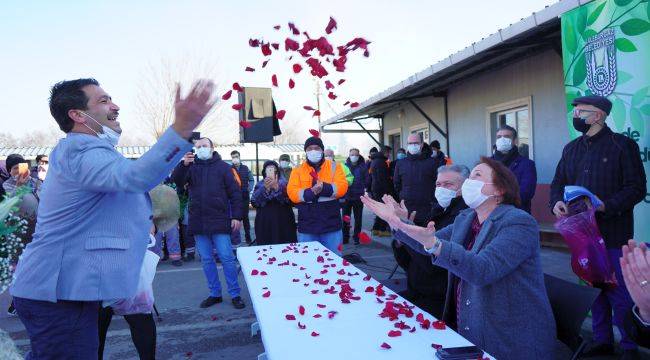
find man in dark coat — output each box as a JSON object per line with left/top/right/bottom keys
{"left": 369, "top": 146, "right": 391, "bottom": 236}
{"left": 392, "top": 164, "right": 469, "bottom": 318}
{"left": 343, "top": 148, "right": 368, "bottom": 244}
{"left": 394, "top": 134, "right": 438, "bottom": 226}
{"left": 230, "top": 150, "right": 254, "bottom": 244}
{"left": 173, "top": 137, "right": 246, "bottom": 310}
{"left": 491, "top": 125, "right": 537, "bottom": 213}
{"left": 430, "top": 140, "right": 447, "bottom": 169}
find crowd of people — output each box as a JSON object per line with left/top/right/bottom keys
{"left": 2, "top": 77, "right": 650, "bottom": 360}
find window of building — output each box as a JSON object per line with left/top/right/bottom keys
{"left": 487, "top": 97, "right": 533, "bottom": 160}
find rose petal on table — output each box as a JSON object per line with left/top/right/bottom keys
{"left": 300, "top": 266, "right": 306, "bottom": 271}
{"left": 328, "top": 311, "right": 338, "bottom": 319}
{"left": 376, "top": 297, "right": 384, "bottom": 304}
{"left": 313, "top": 314, "right": 322, "bottom": 318}
{"left": 304, "top": 105, "right": 316, "bottom": 111}
{"left": 327, "top": 92, "right": 337, "bottom": 100}
{"left": 273, "top": 25, "right": 281, "bottom": 30}
{"left": 431, "top": 343, "right": 442, "bottom": 350}
{"left": 261, "top": 43, "right": 272, "bottom": 56}
{"left": 233, "top": 103, "right": 244, "bottom": 111}
{"left": 365, "top": 286, "right": 374, "bottom": 293}
{"left": 249, "top": 39, "right": 260, "bottom": 48}
{"left": 338, "top": 79, "right": 346, "bottom": 85}
{"left": 271, "top": 43, "right": 279, "bottom": 50}
{"left": 325, "top": 80, "right": 335, "bottom": 90}
{"left": 285, "top": 38, "right": 300, "bottom": 51}
{"left": 381, "top": 342, "right": 391, "bottom": 349}
{"left": 312, "top": 110, "right": 321, "bottom": 117}
{"left": 293, "top": 278, "right": 300, "bottom": 282}
{"left": 262, "top": 59, "right": 270, "bottom": 68}
{"left": 350, "top": 102, "right": 360, "bottom": 108}
{"left": 343, "top": 101, "right": 350, "bottom": 106}
{"left": 293, "top": 63, "right": 303, "bottom": 73}
{"left": 311, "top": 290, "right": 319, "bottom": 294}
{"left": 320, "top": 269, "right": 328, "bottom": 274}
{"left": 260, "top": 271, "right": 268, "bottom": 276}
{"left": 337, "top": 269, "right": 345, "bottom": 275}
{"left": 288, "top": 22, "right": 300, "bottom": 35}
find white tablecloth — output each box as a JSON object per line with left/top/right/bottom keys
{"left": 239, "top": 242, "right": 494, "bottom": 359}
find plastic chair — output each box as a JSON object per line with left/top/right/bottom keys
{"left": 544, "top": 274, "right": 601, "bottom": 360}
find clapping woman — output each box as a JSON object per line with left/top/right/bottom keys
{"left": 251, "top": 161, "right": 297, "bottom": 245}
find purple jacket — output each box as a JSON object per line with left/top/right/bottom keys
{"left": 507, "top": 154, "right": 537, "bottom": 214}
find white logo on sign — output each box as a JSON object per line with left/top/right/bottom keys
{"left": 585, "top": 28, "right": 617, "bottom": 97}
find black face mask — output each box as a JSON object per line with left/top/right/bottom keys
{"left": 572, "top": 117, "right": 590, "bottom": 133}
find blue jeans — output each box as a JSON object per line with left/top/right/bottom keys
{"left": 14, "top": 297, "right": 100, "bottom": 360}
{"left": 195, "top": 234, "right": 241, "bottom": 298}
{"left": 298, "top": 231, "right": 342, "bottom": 256}
{"left": 153, "top": 226, "right": 181, "bottom": 260}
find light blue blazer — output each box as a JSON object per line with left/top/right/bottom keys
{"left": 11, "top": 127, "right": 191, "bottom": 302}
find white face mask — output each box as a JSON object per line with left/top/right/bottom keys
{"left": 80, "top": 111, "right": 121, "bottom": 147}
{"left": 37, "top": 164, "right": 48, "bottom": 181}
{"left": 279, "top": 160, "right": 291, "bottom": 169}
{"left": 435, "top": 187, "right": 457, "bottom": 208}
{"left": 349, "top": 155, "right": 359, "bottom": 163}
{"left": 306, "top": 150, "right": 323, "bottom": 163}
{"left": 461, "top": 179, "right": 494, "bottom": 209}
{"left": 431, "top": 150, "right": 438, "bottom": 158}
{"left": 407, "top": 144, "right": 421, "bottom": 155}
{"left": 196, "top": 147, "right": 212, "bottom": 160}
{"left": 232, "top": 157, "right": 241, "bottom": 165}
{"left": 325, "top": 156, "right": 334, "bottom": 161}
{"left": 495, "top": 137, "right": 513, "bottom": 153}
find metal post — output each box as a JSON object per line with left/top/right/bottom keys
{"left": 255, "top": 142, "right": 260, "bottom": 182}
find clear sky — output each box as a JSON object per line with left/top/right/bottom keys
{"left": 0, "top": 0, "right": 558, "bottom": 148}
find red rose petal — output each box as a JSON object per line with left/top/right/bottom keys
{"left": 363, "top": 274, "right": 371, "bottom": 281}
{"left": 233, "top": 102, "right": 244, "bottom": 109}
{"left": 309, "top": 129, "right": 320, "bottom": 138}
{"left": 343, "top": 101, "right": 350, "bottom": 106}
{"left": 274, "top": 25, "right": 281, "bottom": 30}
{"left": 233, "top": 82, "right": 243, "bottom": 92}
{"left": 311, "top": 331, "right": 319, "bottom": 337}
{"left": 328, "top": 92, "right": 337, "bottom": 100}
{"left": 388, "top": 330, "right": 402, "bottom": 337}
{"left": 338, "top": 79, "right": 346, "bottom": 85}
{"left": 409, "top": 327, "right": 416, "bottom": 333}
{"left": 249, "top": 39, "right": 260, "bottom": 47}
{"left": 262, "top": 290, "right": 271, "bottom": 298}
{"left": 262, "top": 59, "right": 270, "bottom": 68}
{"left": 245, "top": 66, "right": 255, "bottom": 72}
{"left": 303, "top": 105, "right": 316, "bottom": 111}
{"left": 261, "top": 43, "right": 272, "bottom": 56}
{"left": 320, "top": 269, "right": 328, "bottom": 274}
{"left": 211, "top": 315, "right": 218, "bottom": 321}
{"left": 313, "top": 314, "right": 322, "bottom": 318}
{"left": 324, "top": 80, "right": 335, "bottom": 90}
{"left": 328, "top": 311, "right": 338, "bottom": 319}
{"left": 381, "top": 342, "right": 392, "bottom": 349}
{"left": 431, "top": 343, "right": 442, "bottom": 350}
{"left": 421, "top": 319, "right": 431, "bottom": 329}
{"left": 260, "top": 271, "right": 268, "bottom": 276}
{"left": 298, "top": 321, "right": 306, "bottom": 329}
{"left": 432, "top": 320, "right": 446, "bottom": 330}
{"left": 285, "top": 38, "right": 300, "bottom": 51}
{"left": 350, "top": 102, "right": 360, "bottom": 108}
{"left": 292, "top": 278, "right": 300, "bottom": 282}
{"left": 221, "top": 90, "right": 232, "bottom": 100}
{"left": 289, "top": 79, "right": 295, "bottom": 89}
{"left": 365, "top": 286, "right": 374, "bottom": 293}
{"left": 359, "top": 231, "right": 372, "bottom": 245}
{"left": 299, "top": 305, "right": 306, "bottom": 315}
{"left": 311, "top": 290, "right": 319, "bottom": 294}
{"left": 251, "top": 269, "right": 259, "bottom": 276}
{"left": 293, "top": 64, "right": 303, "bottom": 73}
{"left": 317, "top": 304, "right": 326, "bottom": 308}
{"left": 285, "top": 314, "right": 296, "bottom": 321}
{"left": 325, "top": 16, "right": 337, "bottom": 34}
{"left": 276, "top": 110, "right": 286, "bottom": 120}
{"left": 288, "top": 22, "right": 300, "bottom": 35}
{"left": 272, "top": 74, "right": 278, "bottom": 87}
{"left": 313, "top": 110, "right": 321, "bottom": 117}
{"left": 239, "top": 121, "right": 251, "bottom": 129}
{"left": 271, "top": 43, "right": 279, "bottom": 50}
{"left": 337, "top": 269, "right": 345, "bottom": 275}
{"left": 337, "top": 243, "right": 343, "bottom": 252}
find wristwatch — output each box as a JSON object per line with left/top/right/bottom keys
{"left": 425, "top": 238, "right": 441, "bottom": 254}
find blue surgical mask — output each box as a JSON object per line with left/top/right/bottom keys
{"left": 407, "top": 144, "right": 421, "bottom": 155}
{"left": 397, "top": 153, "right": 406, "bottom": 160}
{"left": 80, "top": 111, "right": 121, "bottom": 147}
{"left": 349, "top": 155, "right": 359, "bottom": 163}
{"left": 196, "top": 147, "right": 212, "bottom": 160}
{"left": 306, "top": 150, "right": 323, "bottom": 163}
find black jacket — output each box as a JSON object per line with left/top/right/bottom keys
{"left": 394, "top": 152, "right": 439, "bottom": 225}
{"left": 624, "top": 307, "right": 650, "bottom": 348}
{"left": 172, "top": 152, "right": 243, "bottom": 236}
{"left": 369, "top": 153, "right": 391, "bottom": 199}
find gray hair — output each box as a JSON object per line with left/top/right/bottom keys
{"left": 437, "top": 164, "right": 470, "bottom": 180}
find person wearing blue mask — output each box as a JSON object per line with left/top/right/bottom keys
{"left": 10, "top": 78, "right": 215, "bottom": 359}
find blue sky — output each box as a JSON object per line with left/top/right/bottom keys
{"left": 0, "top": 0, "right": 558, "bottom": 146}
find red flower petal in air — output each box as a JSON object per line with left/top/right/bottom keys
{"left": 272, "top": 74, "right": 278, "bottom": 87}
{"left": 311, "top": 331, "right": 320, "bottom": 337}
{"left": 288, "top": 79, "right": 295, "bottom": 89}
{"left": 245, "top": 66, "right": 255, "bottom": 72}
{"left": 388, "top": 330, "right": 402, "bottom": 337}
{"left": 432, "top": 320, "right": 446, "bottom": 330}
{"left": 221, "top": 90, "right": 233, "bottom": 100}
{"left": 233, "top": 104, "right": 244, "bottom": 111}
{"left": 260, "top": 271, "right": 268, "bottom": 276}
{"left": 337, "top": 243, "right": 343, "bottom": 252}
{"left": 298, "top": 322, "right": 306, "bottom": 329}
{"left": 299, "top": 305, "right": 305, "bottom": 316}
{"left": 313, "top": 110, "right": 321, "bottom": 117}
{"left": 337, "top": 269, "right": 345, "bottom": 275}
{"left": 325, "top": 16, "right": 337, "bottom": 34}
{"left": 271, "top": 43, "right": 279, "bottom": 50}
{"left": 381, "top": 342, "right": 392, "bottom": 349}
{"left": 350, "top": 102, "right": 360, "bottom": 108}
{"left": 274, "top": 25, "right": 281, "bottom": 30}
{"left": 317, "top": 304, "right": 326, "bottom": 308}
{"left": 262, "top": 60, "right": 270, "bottom": 68}
{"left": 292, "top": 278, "right": 300, "bottom": 282}
{"left": 328, "top": 92, "right": 337, "bottom": 100}
{"left": 363, "top": 274, "right": 371, "bottom": 281}
{"left": 311, "top": 290, "right": 319, "bottom": 294}
{"left": 285, "top": 314, "right": 296, "bottom": 320}
{"left": 324, "top": 80, "right": 335, "bottom": 90}
{"left": 292, "top": 63, "right": 302, "bottom": 74}
{"left": 276, "top": 110, "right": 286, "bottom": 120}
{"left": 262, "top": 290, "right": 271, "bottom": 298}
{"left": 309, "top": 129, "right": 320, "bottom": 137}
{"left": 249, "top": 39, "right": 260, "bottom": 47}
{"left": 431, "top": 343, "right": 442, "bottom": 350}
{"left": 239, "top": 121, "right": 251, "bottom": 129}
{"left": 313, "top": 314, "right": 322, "bottom": 318}
{"left": 343, "top": 101, "right": 350, "bottom": 106}
{"left": 338, "top": 79, "right": 346, "bottom": 85}
{"left": 288, "top": 22, "right": 300, "bottom": 35}
{"left": 261, "top": 43, "right": 272, "bottom": 56}
{"left": 342, "top": 216, "right": 351, "bottom": 225}
{"left": 211, "top": 315, "right": 218, "bottom": 321}
{"left": 328, "top": 311, "right": 338, "bottom": 319}
{"left": 251, "top": 269, "right": 259, "bottom": 276}
{"left": 285, "top": 38, "right": 300, "bottom": 51}
{"left": 365, "top": 286, "right": 374, "bottom": 293}
{"left": 303, "top": 105, "right": 315, "bottom": 111}
{"left": 359, "top": 231, "right": 372, "bottom": 245}
{"left": 233, "top": 82, "right": 243, "bottom": 92}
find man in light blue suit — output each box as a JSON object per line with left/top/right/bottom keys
{"left": 10, "top": 78, "right": 216, "bottom": 359}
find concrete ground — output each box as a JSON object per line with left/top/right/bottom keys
{"left": 1, "top": 208, "right": 648, "bottom": 359}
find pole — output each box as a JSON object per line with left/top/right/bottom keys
{"left": 255, "top": 142, "right": 260, "bottom": 183}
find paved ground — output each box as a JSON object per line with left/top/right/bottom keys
{"left": 1, "top": 208, "right": 648, "bottom": 359}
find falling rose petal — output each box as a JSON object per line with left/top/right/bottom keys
{"left": 292, "top": 64, "right": 303, "bottom": 74}
{"left": 288, "top": 22, "right": 300, "bottom": 35}
{"left": 364, "top": 49, "right": 370, "bottom": 57}
{"left": 233, "top": 82, "right": 243, "bottom": 92}
{"left": 328, "top": 311, "right": 338, "bottom": 319}
{"left": 260, "top": 271, "right": 268, "bottom": 276}
{"left": 274, "top": 25, "right": 281, "bottom": 30}
{"left": 343, "top": 101, "right": 350, "bottom": 106}
{"left": 249, "top": 38, "right": 260, "bottom": 47}
{"left": 239, "top": 121, "right": 251, "bottom": 128}
{"left": 313, "top": 314, "right": 322, "bottom": 318}
{"left": 311, "top": 290, "right": 319, "bottom": 294}
{"left": 299, "top": 305, "right": 306, "bottom": 316}
{"left": 285, "top": 38, "right": 300, "bottom": 51}
{"left": 359, "top": 231, "right": 372, "bottom": 245}
{"left": 272, "top": 74, "right": 278, "bottom": 87}
{"left": 300, "top": 266, "right": 306, "bottom": 270}
{"left": 245, "top": 66, "right": 255, "bottom": 72}
{"left": 338, "top": 79, "right": 346, "bottom": 85}
{"left": 233, "top": 104, "right": 244, "bottom": 111}
{"left": 298, "top": 322, "right": 306, "bottom": 329}
{"left": 289, "top": 79, "right": 295, "bottom": 89}
{"left": 342, "top": 215, "right": 351, "bottom": 223}
{"left": 324, "top": 80, "right": 335, "bottom": 90}
{"left": 211, "top": 315, "right": 218, "bottom": 321}
{"left": 271, "top": 43, "right": 279, "bottom": 50}
{"left": 432, "top": 320, "right": 446, "bottom": 330}
{"left": 221, "top": 90, "right": 233, "bottom": 100}
{"left": 251, "top": 269, "right": 259, "bottom": 276}
{"left": 381, "top": 342, "right": 392, "bottom": 349}
{"left": 303, "top": 105, "right": 316, "bottom": 111}
{"left": 431, "top": 343, "right": 443, "bottom": 350}
{"left": 317, "top": 304, "right": 326, "bottom": 308}
{"left": 328, "top": 92, "right": 337, "bottom": 100}
{"left": 342, "top": 260, "right": 350, "bottom": 266}
{"left": 350, "top": 102, "right": 360, "bottom": 108}
{"left": 261, "top": 43, "right": 272, "bottom": 56}
{"left": 292, "top": 278, "right": 300, "bottom": 282}
{"left": 388, "top": 330, "right": 402, "bottom": 337}
{"left": 320, "top": 269, "right": 328, "bottom": 274}
{"left": 262, "top": 291, "right": 271, "bottom": 298}
{"left": 337, "top": 269, "right": 345, "bottom": 275}
{"left": 325, "top": 16, "right": 337, "bottom": 34}
{"left": 363, "top": 274, "right": 372, "bottom": 281}
{"left": 365, "top": 286, "right": 374, "bottom": 293}
{"left": 409, "top": 327, "right": 416, "bottom": 333}
{"left": 276, "top": 110, "right": 286, "bottom": 120}
{"left": 313, "top": 110, "right": 321, "bottom": 117}
{"left": 311, "top": 331, "right": 319, "bottom": 337}
{"left": 337, "top": 243, "right": 343, "bottom": 252}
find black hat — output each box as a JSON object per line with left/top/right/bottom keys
{"left": 304, "top": 136, "right": 324, "bottom": 151}
{"left": 572, "top": 95, "right": 612, "bottom": 115}
{"left": 279, "top": 154, "right": 290, "bottom": 162}
{"left": 6, "top": 154, "right": 26, "bottom": 173}
{"left": 430, "top": 140, "right": 441, "bottom": 150}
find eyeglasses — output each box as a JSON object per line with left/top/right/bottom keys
{"left": 573, "top": 109, "right": 597, "bottom": 118}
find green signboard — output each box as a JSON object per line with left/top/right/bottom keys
{"left": 562, "top": 0, "right": 650, "bottom": 241}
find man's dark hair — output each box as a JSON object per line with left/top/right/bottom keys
{"left": 496, "top": 124, "right": 518, "bottom": 140}
{"left": 231, "top": 150, "right": 240, "bottom": 157}
{"left": 430, "top": 140, "right": 441, "bottom": 150}
{"left": 198, "top": 137, "right": 213, "bottom": 147}
{"left": 369, "top": 147, "right": 378, "bottom": 154}
{"left": 35, "top": 154, "right": 47, "bottom": 163}
{"left": 397, "top": 148, "right": 406, "bottom": 153}
{"left": 49, "top": 78, "right": 100, "bottom": 133}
